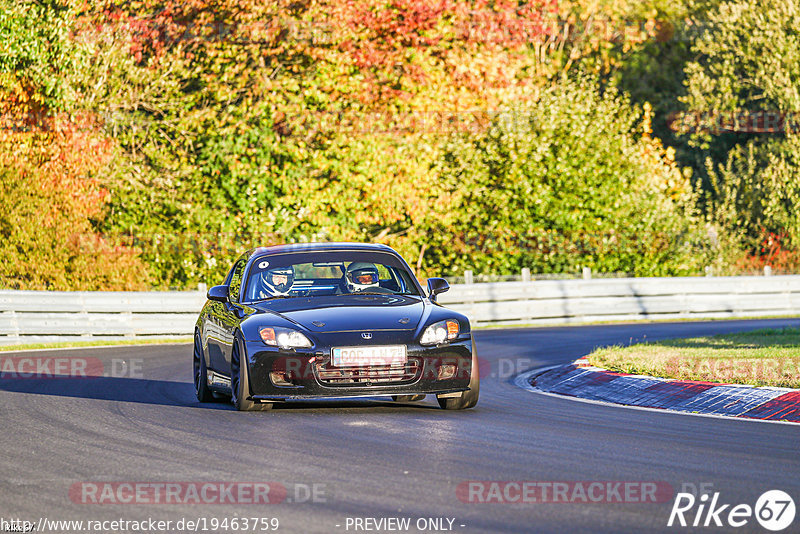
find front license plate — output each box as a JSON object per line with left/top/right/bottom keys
{"left": 331, "top": 345, "right": 407, "bottom": 367}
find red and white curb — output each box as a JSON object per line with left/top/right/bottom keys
{"left": 514, "top": 359, "right": 800, "bottom": 424}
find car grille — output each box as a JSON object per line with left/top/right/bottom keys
{"left": 315, "top": 358, "right": 422, "bottom": 386}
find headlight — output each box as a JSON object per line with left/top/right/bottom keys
{"left": 420, "top": 319, "right": 460, "bottom": 345}
{"left": 259, "top": 327, "right": 313, "bottom": 349}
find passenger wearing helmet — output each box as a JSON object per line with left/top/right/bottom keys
{"left": 345, "top": 262, "right": 380, "bottom": 293}
{"left": 257, "top": 265, "right": 295, "bottom": 298}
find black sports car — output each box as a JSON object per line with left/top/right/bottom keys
{"left": 193, "top": 242, "right": 479, "bottom": 410}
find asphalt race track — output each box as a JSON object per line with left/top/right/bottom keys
{"left": 2, "top": 318, "right": 799, "bottom": 534}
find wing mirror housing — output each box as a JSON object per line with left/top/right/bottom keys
{"left": 207, "top": 285, "right": 230, "bottom": 303}
{"left": 426, "top": 277, "right": 450, "bottom": 302}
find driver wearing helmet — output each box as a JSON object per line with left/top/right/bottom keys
{"left": 256, "top": 265, "right": 295, "bottom": 298}
{"left": 345, "top": 262, "right": 380, "bottom": 293}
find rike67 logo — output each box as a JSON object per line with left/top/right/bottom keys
{"left": 668, "top": 489, "right": 795, "bottom": 531}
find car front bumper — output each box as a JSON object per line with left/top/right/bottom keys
{"left": 243, "top": 335, "right": 474, "bottom": 400}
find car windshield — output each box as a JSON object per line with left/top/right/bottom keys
{"left": 242, "top": 250, "right": 421, "bottom": 302}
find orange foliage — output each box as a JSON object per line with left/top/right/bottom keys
{"left": 322, "top": 0, "right": 558, "bottom": 104}
{"left": 735, "top": 232, "right": 800, "bottom": 275}
{"left": 0, "top": 87, "right": 150, "bottom": 290}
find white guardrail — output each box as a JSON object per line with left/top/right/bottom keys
{"left": 1, "top": 275, "right": 800, "bottom": 345}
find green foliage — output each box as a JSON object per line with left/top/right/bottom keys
{"left": 0, "top": 0, "right": 79, "bottom": 109}
{"left": 429, "top": 77, "right": 705, "bottom": 276}
{"left": 681, "top": 0, "right": 800, "bottom": 264}
{"left": 67, "top": 5, "right": 306, "bottom": 287}
{"left": 4, "top": 0, "right": 800, "bottom": 289}
{"left": 74, "top": 0, "right": 570, "bottom": 286}
{"left": 683, "top": 0, "right": 800, "bottom": 120}
{"left": 0, "top": 1, "right": 150, "bottom": 290}
{"left": 705, "top": 137, "right": 800, "bottom": 249}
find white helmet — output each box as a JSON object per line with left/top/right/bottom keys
{"left": 258, "top": 265, "right": 295, "bottom": 297}
{"left": 345, "top": 262, "right": 379, "bottom": 293}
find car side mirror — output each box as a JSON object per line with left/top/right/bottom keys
{"left": 207, "top": 285, "right": 230, "bottom": 303}
{"left": 426, "top": 277, "right": 450, "bottom": 302}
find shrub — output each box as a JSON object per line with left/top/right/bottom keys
{"left": 0, "top": 116, "right": 150, "bottom": 290}
{"left": 682, "top": 0, "right": 800, "bottom": 267}
{"left": 427, "top": 77, "right": 706, "bottom": 276}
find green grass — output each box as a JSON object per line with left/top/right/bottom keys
{"left": 0, "top": 337, "right": 192, "bottom": 352}
{"left": 586, "top": 327, "right": 800, "bottom": 388}
{"left": 473, "top": 313, "right": 800, "bottom": 330}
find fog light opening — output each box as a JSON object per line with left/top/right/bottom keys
{"left": 270, "top": 371, "right": 293, "bottom": 386}
{"left": 438, "top": 364, "right": 457, "bottom": 380}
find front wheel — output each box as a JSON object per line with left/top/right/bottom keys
{"left": 193, "top": 332, "right": 214, "bottom": 403}
{"left": 437, "top": 339, "right": 480, "bottom": 410}
{"left": 231, "top": 336, "right": 273, "bottom": 412}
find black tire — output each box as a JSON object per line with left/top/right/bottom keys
{"left": 437, "top": 339, "right": 480, "bottom": 410}
{"left": 392, "top": 395, "right": 426, "bottom": 402}
{"left": 193, "top": 332, "right": 214, "bottom": 403}
{"left": 231, "top": 335, "right": 273, "bottom": 411}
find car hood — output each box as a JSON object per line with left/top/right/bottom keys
{"left": 250, "top": 294, "right": 425, "bottom": 333}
